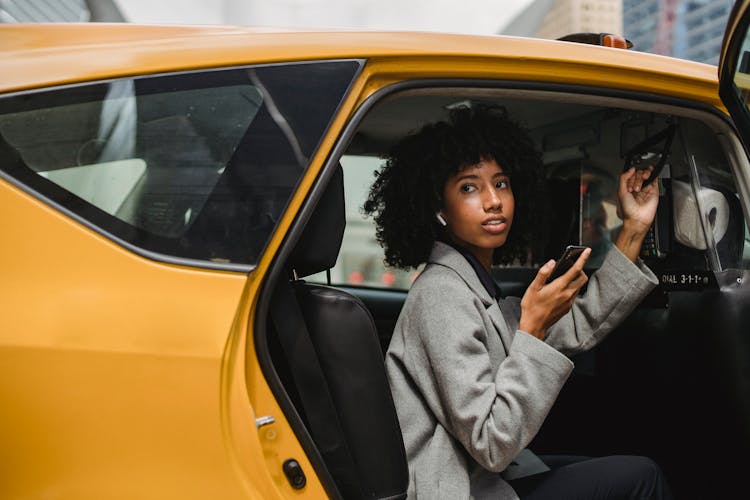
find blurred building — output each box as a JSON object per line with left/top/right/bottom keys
{"left": 623, "top": 0, "right": 733, "bottom": 64}
{"left": 0, "top": 0, "right": 527, "bottom": 36}
{"left": 501, "top": 0, "right": 732, "bottom": 65}
{"left": 501, "top": 0, "right": 623, "bottom": 39}
{"left": 622, "top": 0, "right": 659, "bottom": 54}
{"left": 0, "top": 0, "right": 124, "bottom": 22}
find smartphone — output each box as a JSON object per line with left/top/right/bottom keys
{"left": 546, "top": 245, "right": 587, "bottom": 283}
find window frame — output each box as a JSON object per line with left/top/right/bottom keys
{"left": 0, "top": 59, "right": 364, "bottom": 272}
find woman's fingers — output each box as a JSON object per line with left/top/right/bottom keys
{"left": 523, "top": 254, "right": 590, "bottom": 334}
{"left": 622, "top": 165, "right": 655, "bottom": 194}
{"left": 568, "top": 270, "right": 589, "bottom": 291}
{"left": 621, "top": 166, "right": 635, "bottom": 194}
{"left": 643, "top": 169, "right": 659, "bottom": 197}
{"left": 532, "top": 259, "right": 555, "bottom": 290}
{"left": 561, "top": 247, "right": 590, "bottom": 283}
{"left": 638, "top": 165, "right": 655, "bottom": 192}
{"left": 628, "top": 168, "right": 638, "bottom": 193}
{"left": 632, "top": 165, "right": 655, "bottom": 193}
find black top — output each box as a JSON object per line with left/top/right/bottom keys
{"left": 446, "top": 242, "right": 501, "bottom": 300}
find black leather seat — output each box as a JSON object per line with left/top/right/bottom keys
{"left": 269, "top": 166, "right": 408, "bottom": 500}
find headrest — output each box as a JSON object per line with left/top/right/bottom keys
{"left": 288, "top": 166, "right": 345, "bottom": 278}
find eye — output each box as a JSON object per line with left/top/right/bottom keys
{"left": 496, "top": 179, "right": 509, "bottom": 189}
{"left": 460, "top": 184, "right": 476, "bottom": 193}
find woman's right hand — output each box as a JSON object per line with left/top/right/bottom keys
{"left": 518, "top": 248, "right": 591, "bottom": 339}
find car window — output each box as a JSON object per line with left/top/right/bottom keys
{"left": 310, "top": 90, "right": 749, "bottom": 291}
{"left": 0, "top": 60, "right": 360, "bottom": 269}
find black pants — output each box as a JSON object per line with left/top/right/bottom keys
{"left": 508, "top": 455, "right": 673, "bottom": 500}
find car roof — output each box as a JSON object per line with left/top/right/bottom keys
{"left": 1, "top": 23, "right": 721, "bottom": 108}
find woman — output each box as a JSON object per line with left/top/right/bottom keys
{"left": 364, "top": 105, "right": 671, "bottom": 499}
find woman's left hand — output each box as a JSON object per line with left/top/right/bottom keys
{"left": 618, "top": 165, "right": 659, "bottom": 235}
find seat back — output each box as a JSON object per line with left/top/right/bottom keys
{"left": 273, "top": 166, "right": 408, "bottom": 500}
{"left": 295, "top": 282, "right": 409, "bottom": 499}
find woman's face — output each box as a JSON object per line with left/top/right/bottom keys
{"left": 440, "top": 158, "right": 515, "bottom": 269}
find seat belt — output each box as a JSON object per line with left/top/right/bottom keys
{"left": 270, "top": 277, "right": 364, "bottom": 500}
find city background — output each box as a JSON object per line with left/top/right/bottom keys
{"left": 0, "top": 0, "right": 736, "bottom": 64}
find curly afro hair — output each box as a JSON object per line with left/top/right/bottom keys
{"left": 363, "top": 104, "right": 545, "bottom": 269}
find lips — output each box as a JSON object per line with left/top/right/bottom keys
{"left": 481, "top": 216, "right": 508, "bottom": 234}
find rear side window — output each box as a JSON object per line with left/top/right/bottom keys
{"left": 0, "top": 60, "right": 360, "bottom": 268}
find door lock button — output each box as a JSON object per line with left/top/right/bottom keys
{"left": 283, "top": 458, "right": 306, "bottom": 489}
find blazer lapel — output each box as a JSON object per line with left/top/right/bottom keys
{"left": 428, "top": 242, "right": 493, "bottom": 306}
{"left": 428, "top": 242, "right": 514, "bottom": 356}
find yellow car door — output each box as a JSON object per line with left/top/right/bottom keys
{"left": 0, "top": 41, "right": 364, "bottom": 499}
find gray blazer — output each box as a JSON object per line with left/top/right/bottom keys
{"left": 385, "top": 241, "right": 658, "bottom": 499}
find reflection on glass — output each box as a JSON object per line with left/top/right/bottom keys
{"left": 580, "top": 166, "right": 619, "bottom": 268}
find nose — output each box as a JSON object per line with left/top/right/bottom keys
{"left": 483, "top": 187, "right": 502, "bottom": 212}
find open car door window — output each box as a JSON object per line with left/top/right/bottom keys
{"left": 720, "top": 0, "right": 750, "bottom": 149}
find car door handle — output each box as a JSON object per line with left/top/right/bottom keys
{"left": 255, "top": 415, "right": 276, "bottom": 428}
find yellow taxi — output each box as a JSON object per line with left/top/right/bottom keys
{"left": 3, "top": 2, "right": 750, "bottom": 497}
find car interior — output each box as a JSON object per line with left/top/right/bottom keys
{"left": 262, "top": 86, "right": 750, "bottom": 499}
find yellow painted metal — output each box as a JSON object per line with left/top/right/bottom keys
{"left": 0, "top": 22, "right": 733, "bottom": 499}
{"left": 219, "top": 269, "right": 329, "bottom": 500}
{"left": 355, "top": 55, "right": 723, "bottom": 110}
{"left": 0, "top": 178, "right": 260, "bottom": 498}
{"left": 1, "top": 24, "right": 719, "bottom": 107}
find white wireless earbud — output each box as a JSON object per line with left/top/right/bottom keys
{"left": 436, "top": 213, "right": 447, "bottom": 227}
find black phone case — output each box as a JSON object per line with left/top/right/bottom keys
{"left": 547, "top": 245, "right": 586, "bottom": 283}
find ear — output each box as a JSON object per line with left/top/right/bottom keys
{"left": 435, "top": 212, "right": 447, "bottom": 226}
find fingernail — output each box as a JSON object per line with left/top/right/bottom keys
{"left": 546, "top": 259, "right": 555, "bottom": 268}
